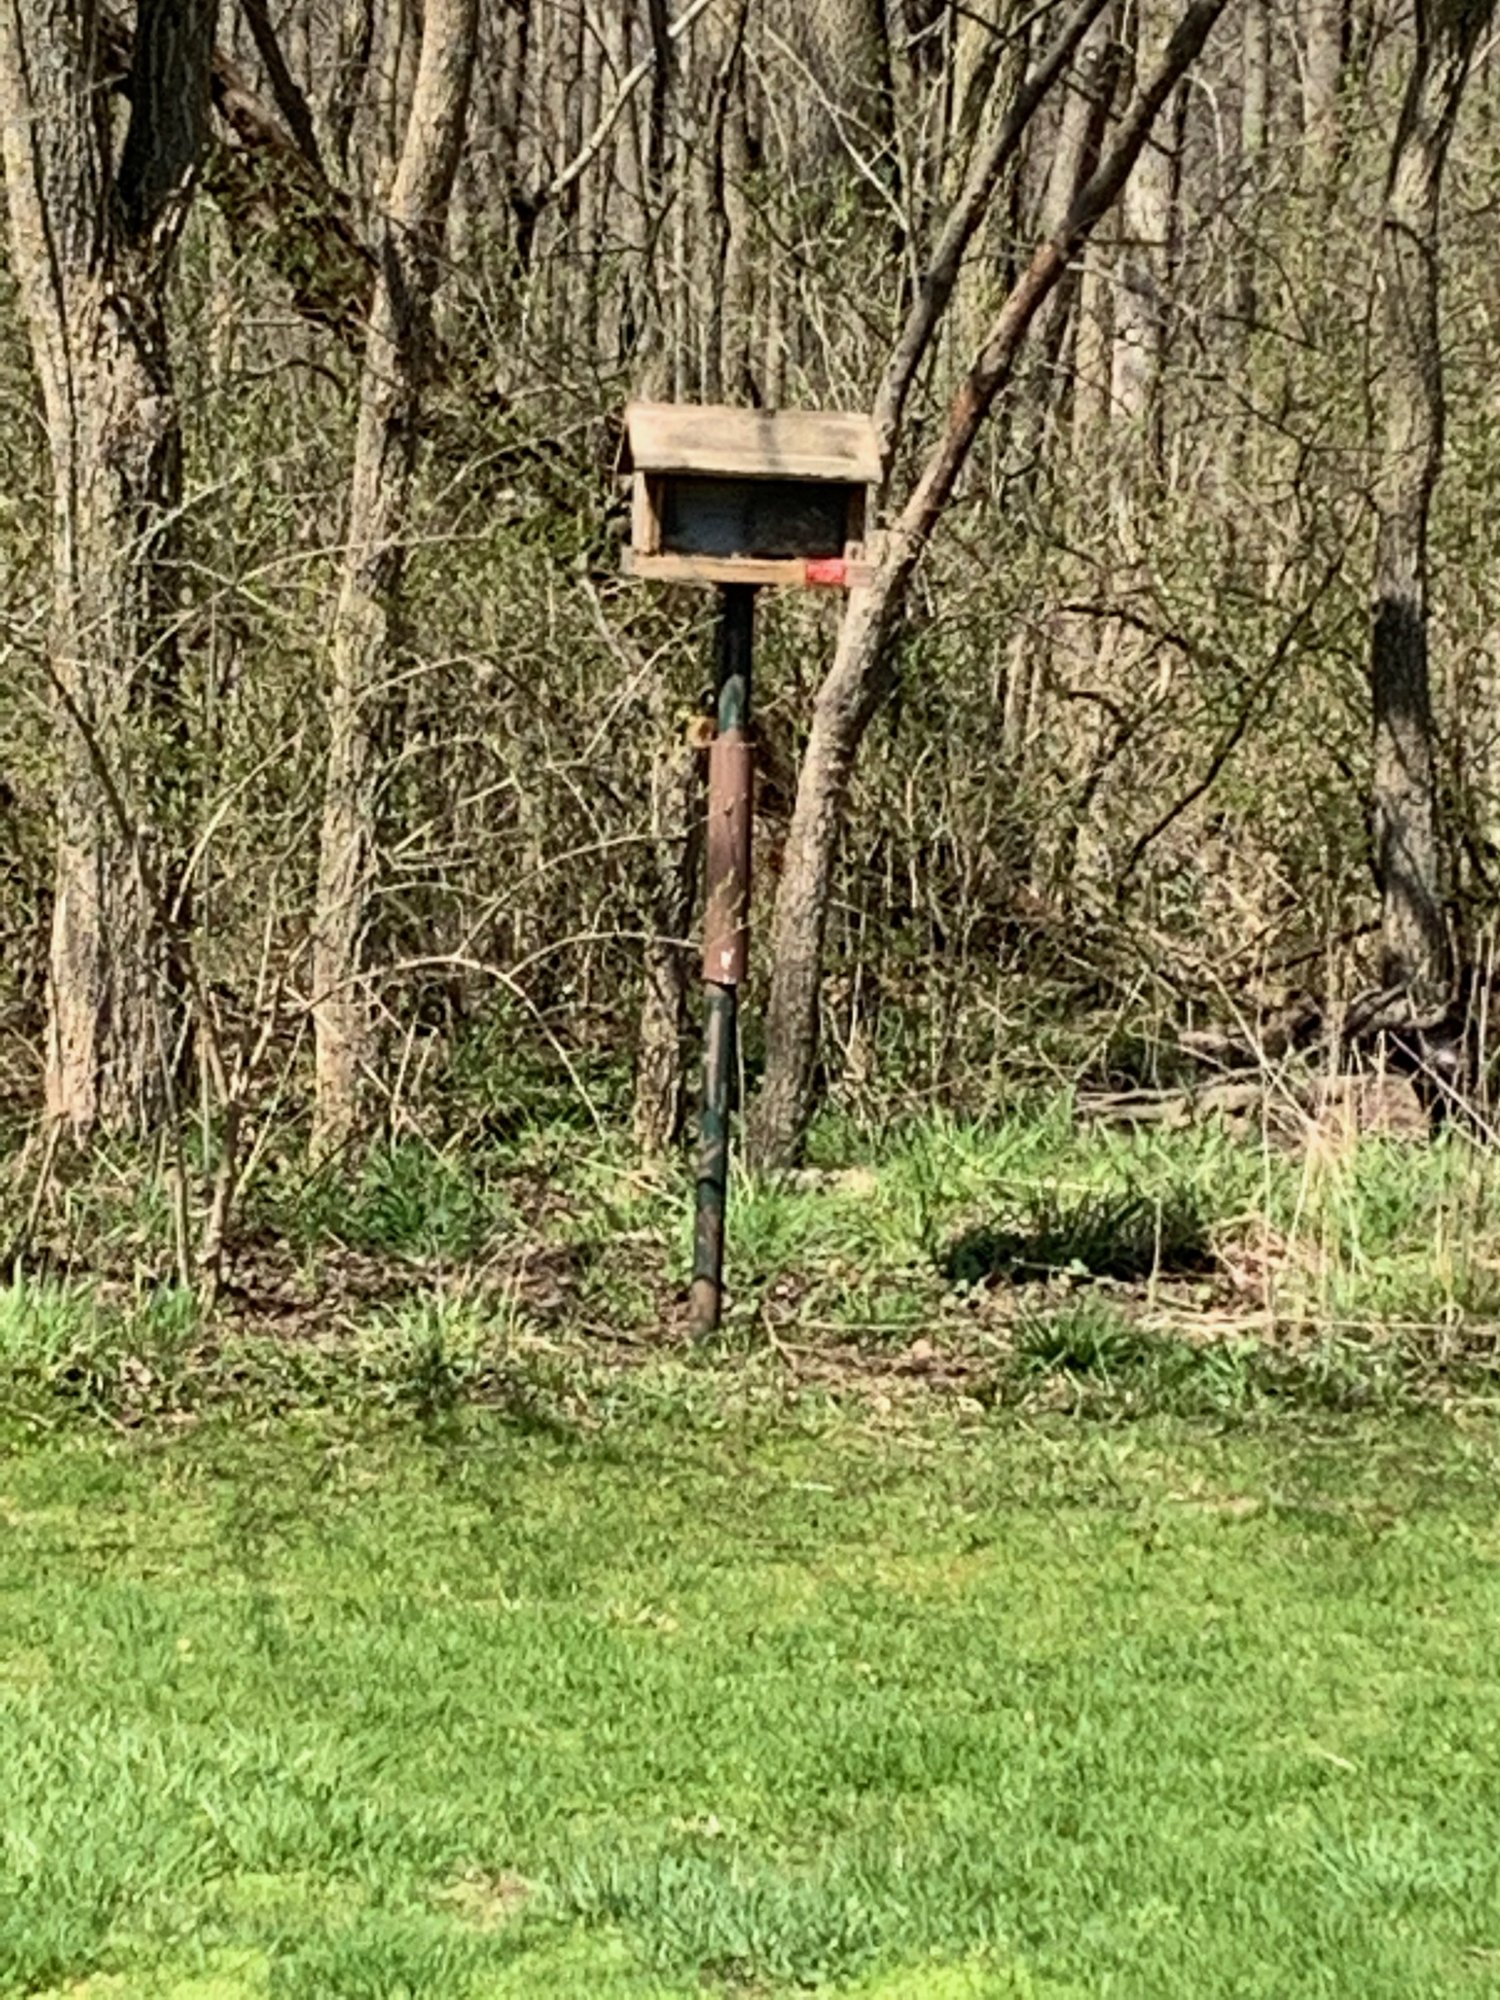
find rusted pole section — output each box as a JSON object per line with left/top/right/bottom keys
{"left": 691, "top": 583, "right": 755, "bottom": 1337}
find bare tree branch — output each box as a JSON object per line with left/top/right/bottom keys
{"left": 873, "top": 0, "right": 1113, "bottom": 472}
{"left": 237, "top": 0, "right": 325, "bottom": 174}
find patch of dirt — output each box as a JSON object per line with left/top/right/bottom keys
{"left": 430, "top": 1868, "right": 534, "bottom": 1931}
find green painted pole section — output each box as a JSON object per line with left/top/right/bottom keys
{"left": 691, "top": 983, "right": 736, "bottom": 1333}
{"left": 691, "top": 584, "right": 755, "bottom": 1337}
{"left": 715, "top": 582, "right": 753, "bottom": 736}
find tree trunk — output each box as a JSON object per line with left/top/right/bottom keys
{"left": 326, "top": 0, "right": 376, "bottom": 175}
{"left": 720, "top": 25, "right": 756, "bottom": 403}
{"left": 749, "top": 0, "right": 1231, "bottom": 1167}
{"left": 1300, "top": 0, "right": 1344, "bottom": 183}
{"left": 787, "top": 0, "right": 894, "bottom": 168}
{"left": 1234, "top": 0, "right": 1269, "bottom": 330}
{"left": 1109, "top": 0, "right": 1178, "bottom": 532}
{"left": 0, "top": 0, "right": 218, "bottom": 1139}
{"left": 947, "top": 0, "right": 1010, "bottom": 183}
{"left": 1011, "top": 6, "right": 1118, "bottom": 461}
{"left": 1072, "top": 243, "right": 1112, "bottom": 454}
{"left": 312, "top": 0, "right": 478, "bottom": 1155}
{"left": 1369, "top": 0, "right": 1491, "bottom": 1002}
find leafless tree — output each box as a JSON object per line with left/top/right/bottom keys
{"left": 749, "top": 0, "right": 1233, "bottom": 1167}
{"left": 0, "top": 0, "right": 218, "bottom": 1138}
{"left": 312, "top": 0, "right": 479, "bottom": 1154}
{"left": 1369, "top": 0, "right": 1495, "bottom": 1002}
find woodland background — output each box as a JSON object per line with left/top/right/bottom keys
{"left": 0, "top": 0, "right": 1495, "bottom": 1269}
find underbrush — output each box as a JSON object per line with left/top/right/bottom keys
{"left": 1, "top": 1097, "right": 1499, "bottom": 1433}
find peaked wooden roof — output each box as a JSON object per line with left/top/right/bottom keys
{"left": 622, "top": 401, "right": 880, "bottom": 485}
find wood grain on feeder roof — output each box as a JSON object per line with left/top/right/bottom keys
{"left": 621, "top": 402, "right": 880, "bottom": 486}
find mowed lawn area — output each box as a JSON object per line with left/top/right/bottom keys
{"left": 5, "top": 1399, "right": 1500, "bottom": 1998}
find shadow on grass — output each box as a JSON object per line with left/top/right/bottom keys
{"left": 996, "top": 1297, "right": 1410, "bottom": 1416}
{"left": 941, "top": 1184, "right": 1215, "bottom": 1287}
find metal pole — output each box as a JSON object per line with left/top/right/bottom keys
{"left": 691, "top": 584, "right": 755, "bottom": 1337}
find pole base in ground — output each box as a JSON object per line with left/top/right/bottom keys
{"left": 689, "top": 1275, "right": 721, "bottom": 1338}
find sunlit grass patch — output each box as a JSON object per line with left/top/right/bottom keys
{"left": 5, "top": 1412, "right": 1500, "bottom": 1994}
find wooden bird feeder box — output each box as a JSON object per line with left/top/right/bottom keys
{"left": 621, "top": 401, "right": 881, "bottom": 590}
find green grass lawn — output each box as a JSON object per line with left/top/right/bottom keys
{"left": 6, "top": 1397, "right": 1500, "bottom": 1997}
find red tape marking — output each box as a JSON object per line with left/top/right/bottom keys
{"left": 804, "top": 558, "right": 848, "bottom": 587}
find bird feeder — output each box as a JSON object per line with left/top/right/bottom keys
{"left": 621, "top": 401, "right": 880, "bottom": 590}
{"left": 620, "top": 401, "right": 881, "bottom": 1337}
